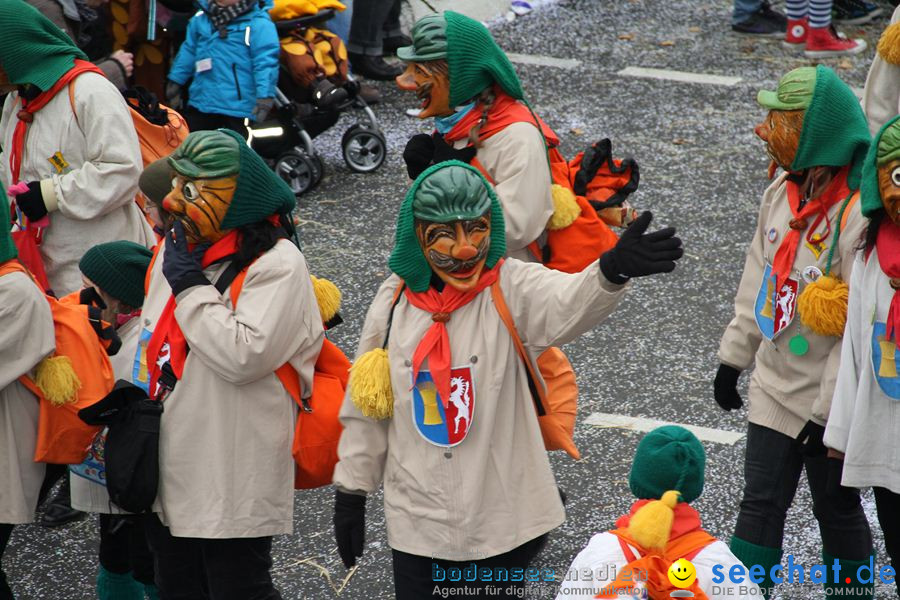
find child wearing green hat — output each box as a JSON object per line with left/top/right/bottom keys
{"left": 825, "top": 114, "right": 900, "bottom": 597}
{"left": 716, "top": 65, "right": 873, "bottom": 599}
{"left": 0, "top": 187, "right": 55, "bottom": 599}
{"left": 556, "top": 426, "right": 760, "bottom": 599}
{"left": 68, "top": 240, "right": 159, "bottom": 600}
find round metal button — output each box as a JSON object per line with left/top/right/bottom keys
{"left": 444, "top": 452, "right": 452, "bottom": 459}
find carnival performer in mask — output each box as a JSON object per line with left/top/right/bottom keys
{"left": 715, "top": 66, "right": 873, "bottom": 600}
{"left": 333, "top": 161, "right": 682, "bottom": 599}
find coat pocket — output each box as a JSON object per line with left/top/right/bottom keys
{"left": 231, "top": 64, "right": 242, "bottom": 100}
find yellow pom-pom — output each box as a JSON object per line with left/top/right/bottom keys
{"left": 547, "top": 184, "right": 582, "bottom": 230}
{"left": 879, "top": 22, "right": 900, "bottom": 65}
{"left": 797, "top": 275, "right": 849, "bottom": 337}
{"left": 349, "top": 348, "right": 394, "bottom": 419}
{"left": 627, "top": 490, "right": 680, "bottom": 551}
{"left": 34, "top": 356, "right": 81, "bottom": 406}
{"left": 311, "top": 276, "right": 342, "bottom": 324}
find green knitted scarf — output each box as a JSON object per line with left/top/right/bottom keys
{"left": 388, "top": 161, "right": 506, "bottom": 292}
{"left": 0, "top": 188, "right": 18, "bottom": 263}
{"left": 861, "top": 115, "right": 900, "bottom": 217}
{"left": 0, "top": 0, "right": 87, "bottom": 91}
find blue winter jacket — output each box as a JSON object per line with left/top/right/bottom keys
{"left": 168, "top": 0, "right": 279, "bottom": 120}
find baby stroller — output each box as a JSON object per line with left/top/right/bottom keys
{"left": 248, "top": 8, "right": 386, "bottom": 196}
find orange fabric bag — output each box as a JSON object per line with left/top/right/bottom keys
{"left": 0, "top": 260, "right": 115, "bottom": 464}
{"left": 489, "top": 279, "right": 580, "bottom": 459}
{"left": 230, "top": 270, "right": 349, "bottom": 489}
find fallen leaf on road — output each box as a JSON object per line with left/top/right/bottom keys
{"left": 688, "top": 26, "right": 700, "bottom": 32}
{"left": 659, "top": 40, "right": 675, "bottom": 46}
{"left": 570, "top": 127, "right": 584, "bottom": 136}
{"left": 618, "top": 33, "right": 634, "bottom": 40}
{"left": 838, "top": 58, "right": 853, "bottom": 70}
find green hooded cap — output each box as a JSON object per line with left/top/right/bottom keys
{"left": 397, "top": 14, "right": 448, "bottom": 62}
{"left": 629, "top": 425, "right": 706, "bottom": 504}
{"left": 758, "top": 65, "right": 870, "bottom": 189}
{"left": 388, "top": 161, "right": 505, "bottom": 292}
{"left": 168, "top": 129, "right": 296, "bottom": 229}
{"left": 0, "top": 0, "right": 87, "bottom": 91}
{"left": 79, "top": 241, "right": 153, "bottom": 308}
{"left": 0, "top": 188, "right": 18, "bottom": 264}
{"left": 860, "top": 115, "right": 900, "bottom": 217}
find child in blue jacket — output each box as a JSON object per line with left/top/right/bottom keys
{"left": 166, "top": 0, "right": 279, "bottom": 136}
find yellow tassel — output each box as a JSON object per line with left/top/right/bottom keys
{"left": 879, "top": 22, "right": 900, "bottom": 65}
{"left": 349, "top": 348, "right": 394, "bottom": 419}
{"left": 547, "top": 184, "right": 581, "bottom": 230}
{"left": 797, "top": 275, "right": 849, "bottom": 337}
{"left": 627, "top": 490, "right": 680, "bottom": 551}
{"left": 311, "top": 276, "right": 342, "bottom": 324}
{"left": 34, "top": 356, "right": 81, "bottom": 406}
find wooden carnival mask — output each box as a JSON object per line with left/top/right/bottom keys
{"left": 878, "top": 159, "right": 900, "bottom": 226}
{"left": 397, "top": 60, "right": 453, "bottom": 120}
{"left": 162, "top": 175, "right": 237, "bottom": 244}
{"left": 755, "top": 109, "right": 805, "bottom": 173}
{"left": 416, "top": 213, "right": 491, "bottom": 292}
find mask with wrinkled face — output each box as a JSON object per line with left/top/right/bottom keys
{"left": 396, "top": 60, "right": 452, "bottom": 120}
{"left": 162, "top": 175, "right": 237, "bottom": 243}
{"left": 879, "top": 159, "right": 900, "bottom": 227}
{"left": 755, "top": 109, "right": 804, "bottom": 172}
{"left": 416, "top": 213, "right": 491, "bottom": 292}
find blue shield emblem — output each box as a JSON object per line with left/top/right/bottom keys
{"left": 871, "top": 321, "right": 900, "bottom": 399}
{"left": 755, "top": 264, "right": 798, "bottom": 340}
{"left": 411, "top": 366, "right": 475, "bottom": 447}
{"left": 133, "top": 327, "right": 152, "bottom": 393}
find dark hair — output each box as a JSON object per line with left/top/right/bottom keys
{"left": 232, "top": 212, "right": 294, "bottom": 272}
{"left": 862, "top": 208, "right": 885, "bottom": 254}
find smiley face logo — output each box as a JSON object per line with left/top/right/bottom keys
{"left": 667, "top": 558, "right": 697, "bottom": 589}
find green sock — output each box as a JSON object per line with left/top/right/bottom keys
{"left": 96, "top": 566, "right": 144, "bottom": 600}
{"left": 142, "top": 582, "right": 160, "bottom": 600}
{"left": 730, "top": 536, "right": 783, "bottom": 599}
{"left": 822, "top": 551, "right": 875, "bottom": 600}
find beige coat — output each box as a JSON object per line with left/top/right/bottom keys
{"left": 0, "top": 271, "right": 55, "bottom": 524}
{"left": 862, "top": 5, "right": 900, "bottom": 136}
{"left": 142, "top": 239, "right": 324, "bottom": 538}
{"left": 453, "top": 122, "right": 554, "bottom": 262}
{"left": 334, "top": 259, "right": 627, "bottom": 560}
{"left": 718, "top": 174, "right": 866, "bottom": 437}
{"left": 0, "top": 72, "right": 154, "bottom": 296}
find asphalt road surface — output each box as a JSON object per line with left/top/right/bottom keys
{"left": 6, "top": 0, "right": 895, "bottom": 598}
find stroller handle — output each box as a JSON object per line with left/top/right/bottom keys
{"left": 274, "top": 8, "right": 336, "bottom": 34}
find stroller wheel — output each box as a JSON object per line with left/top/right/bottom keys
{"left": 341, "top": 124, "right": 386, "bottom": 173}
{"left": 275, "top": 151, "right": 316, "bottom": 196}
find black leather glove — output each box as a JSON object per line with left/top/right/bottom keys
{"left": 162, "top": 221, "right": 211, "bottom": 296}
{"left": 334, "top": 490, "right": 366, "bottom": 568}
{"left": 713, "top": 364, "right": 743, "bottom": 411}
{"left": 826, "top": 456, "right": 860, "bottom": 512}
{"left": 403, "top": 133, "right": 434, "bottom": 179}
{"left": 252, "top": 97, "right": 275, "bottom": 122}
{"left": 796, "top": 420, "right": 827, "bottom": 457}
{"left": 599, "top": 211, "right": 682, "bottom": 284}
{"left": 432, "top": 132, "right": 477, "bottom": 165}
{"left": 165, "top": 80, "right": 183, "bottom": 111}
{"left": 14, "top": 181, "right": 47, "bottom": 221}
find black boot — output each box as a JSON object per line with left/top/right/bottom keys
{"left": 382, "top": 33, "right": 412, "bottom": 55}
{"left": 349, "top": 53, "right": 402, "bottom": 81}
{"left": 40, "top": 476, "right": 85, "bottom": 528}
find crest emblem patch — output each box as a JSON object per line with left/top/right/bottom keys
{"left": 755, "top": 264, "right": 798, "bottom": 340}
{"left": 412, "top": 366, "right": 475, "bottom": 447}
{"left": 871, "top": 322, "right": 900, "bottom": 400}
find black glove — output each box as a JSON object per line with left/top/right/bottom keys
{"left": 162, "top": 221, "right": 211, "bottom": 296}
{"left": 826, "top": 456, "right": 860, "bottom": 512}
{"left": 14, "top": 181, "right": 47, "bottom": 221}
{"left": 432, "top": 132, "right": 477, "bottom": 165}
{"left": 713, "top": 364, "right": 743, "bottom": 411}
{"left": 599, "top": 211, "right": 682, "bottom": 284}
{"left": 165, "top": 80, "right": 183, "bottom": 111}
{"left": 334, "top": 490, "right": 366, "bottom": 568}
{"left": 402, "top": 133, "right": 434, "bottom": 179}
{"left": 795, "top": 420, "right": 827, "bottom": 457}
{"left": 252, "top": 97, "right": 275, "bottom": 122}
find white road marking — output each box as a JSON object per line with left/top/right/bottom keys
{"left": 618, "top": 66, "right": 743, "bottom": 87}
{"left": 584, "top": 412, "right": 746, "bottom": 445}
{"left": 507, "top": 52, "right": 581, "bottom": 70}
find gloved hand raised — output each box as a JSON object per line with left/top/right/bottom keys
{"left": 713, "top": 364, "right": 743, "bottom": 411}
{"left": 162, "top": 221, "right": 211, "bottom": 296}
{"left": 334, "top": 490, "right": 366, "bottom": 568}
{"left": 599, "top": 211, "right": 682, "bottom": 284}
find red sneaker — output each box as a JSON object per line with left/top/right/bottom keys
{"left": 782, "top": 18, "right": 808, "bottom": 51}
{"left": 804, "top": 25, "right": 867, "bottom": 58}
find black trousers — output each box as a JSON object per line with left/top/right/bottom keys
{"left": 182, "top": 107, "right": 248, "bottom": 139}
{"left": 734, "top": 423, "right": 871, "bottom": 558}
{"left": 144, "top": 514, "right": 281, "bottom": 600}
{"left": 99, "top": 514, "right": 155, "bottom": 585}
{"left": 347, "top": 0, "right": 402, "bottom": 55}
{"left": 874, "top": 487, "right": 900, "bottom": 596}
{"left": 392, "top": 534, "right": 547, "bottom": 600}
{"left": 0, "top": 524, "right": 12, "bottom": 600}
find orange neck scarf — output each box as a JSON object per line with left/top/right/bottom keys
{"left": 442, "top": 86, "right": 559, "bottom": 147}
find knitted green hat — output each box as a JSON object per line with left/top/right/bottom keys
{"left": 0, "top": 188, "right": 17, "bottom": 263}
{"left": 168, "top": 129, "right": 296, "bottom": 229}
{"left": 397, "top": 14, "right": 447, "bottom": 62}
{"left": 79, "top": 241, "right": 153, "bottom": 308}
{"left": 0, "top": 0, "right": 87, "bottom": 91}
{"left": 861, "top": 115, "right": 900, "bottom": 217}
{"left": 757, "top": 66, "right": 817, "bottom": 111}
{"left": 629, "top": 425, "right": 706, "bottom": 503}
{"left": 388, "top": 161, "right": 505, "bottom": 293}
{"left": 763, "top": 65, "right": 870, "bottom": 189}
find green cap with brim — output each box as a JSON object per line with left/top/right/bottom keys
{"left": 397, "top": 13, "right": 447, "bottom": 62}
{"left": 757, "top": 66, "right": 817, "bottom": 111}
{"left": 139, "top": 157, "right": 173, "bottom": 207}
{"left": 861, "top": 115, "right": 900, "bottom": 217}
